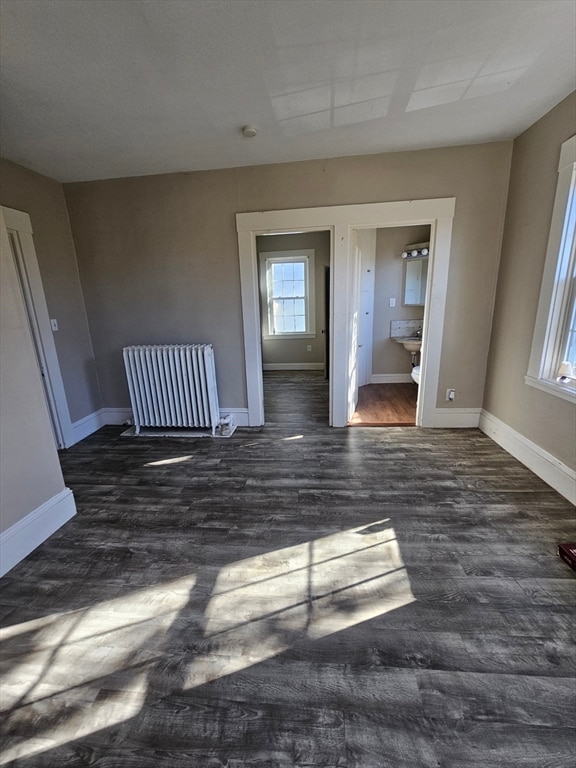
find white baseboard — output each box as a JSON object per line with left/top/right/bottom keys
{"left": 101, "top": 407, "right": 133, "bottom": 424}
{"left": 0, "top": 488, "right": 76, "bottom": 577}
{"left": 369, "top": 374, "right": 413, "bottom": 384}
{"left": 219, "top": 408, "right": 249, "bottom": 427}
{"left": 71, "top": 409, "right": 106, "bottom": 443}
{"left": 263, "top": 363, "right": 325, "bottom": 371}
{"left": 479, "top": 410, "right": 576, "bottom": 504}
{"left": 71, "top": 407, "right": 131, "bottom": 443}
{"left": 72, "top": 406, "right": 250, "bottom": 438}
{"left": 429, "top": 408, "right": 481, "bottom": 428}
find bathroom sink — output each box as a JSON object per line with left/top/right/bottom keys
{"left": 394, "top": 337, "right": 422, "bottom": 353}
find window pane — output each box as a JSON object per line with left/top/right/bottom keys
{"left": 294, "top": 316, "right": 306, "bottom": 332}
{"left": 265, "top": 255, "right": 313, "bottom": 335}
{"left": 293, "top": 280, "right": 305, "bottom": 297}
{"left": 293, "top": 262, "right": 305, "bottom": 281}
{"left": 563, "top": 280, "right": 576, "bottom": 365}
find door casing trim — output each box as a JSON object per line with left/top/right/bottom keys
{"left": 237, "top": 198, "right": 456, "bottom": 427}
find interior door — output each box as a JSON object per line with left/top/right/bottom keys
{"left": 2, "top": 207, "right": 73, "bottom": 448}
{"left": 324, "top": 266, "right": 330, "bottom": 379}
{"left": 346, "top": 229, "right": 362, "bottom": 422}
{"left": 357, "top": 229, "right": 376, "bottom": 387}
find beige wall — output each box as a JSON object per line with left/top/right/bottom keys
{"left": 483, "top": 92, "right": 576, "bottom": 470}
{"left": 0, "top": 213, "right": 66, "bottom": 533}
{"left": 64, "top": 141, "right": 512, "bottom": 412}
{"left": 0, "top": 159, "right": 101, "bottom": 422}
{"left": 373, "top": 225, "right": 430, "bottom": 375}
{"left": 257, "top": 231, "right": 330, "bottom": 366}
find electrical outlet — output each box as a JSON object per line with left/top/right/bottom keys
{"left": 446, "top": 388, "right": 456, "bottom": 402}
{"left": 306, "top": 345, "right": 312, "bottom": 352}
{"left": 389, "top": 298, "right": 396, "bottom": 307}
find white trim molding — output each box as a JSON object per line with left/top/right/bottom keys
{"left": 430, "top": 408, "right": 481, "bottom": 428}
{"left": 479, "top": 410, "right": 576, "bottom": 504}
{"left": 2, "top": 206, "right": 75, "bottom": 449}
{"left": 263, "top": 363, "right": 324, "bottom": 371}
{"left": 219, "top": 408, "right": 249, "bottom": 427}
{"left": 72, "top": 409, "right": 107, "bottom": 443}
{"left": 237, "top": 198, "right": 456, "bottom": 428}
{"left": 72, "top": 405, "right": 250, "bottom": 440}
{"left": 0, "top": 488, "right": 76, "bottom": 577}
{"left": 370, "top": 374, "right": 414, "bottom": 384}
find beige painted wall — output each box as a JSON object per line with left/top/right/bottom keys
{"left": 0, "top": 212, "right": 66, "bottom": 533}
{"left": 483, "top": 92, "right": 576, "bottom": 470}
{"left": 0, "top": 159, "right": 102, "bottom": 422}
{"left": 257, "top": 231, "right": 330, "bottom": 366}
{"left": 373, "top": 225, "right": 430, "bottom": 375}
{"left": 64, "top": 141, "right": 512, "bottom": 411}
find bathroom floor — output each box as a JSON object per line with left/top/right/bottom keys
{"left": 349, "top": 382, "right": 418, "bottom": 426}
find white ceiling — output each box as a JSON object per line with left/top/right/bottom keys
{"left": 0, "top": 0, "right": 574, "bottom": 183}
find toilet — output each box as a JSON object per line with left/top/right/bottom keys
{"left": 411, "top": 365, "right": 421, "bottom": 385}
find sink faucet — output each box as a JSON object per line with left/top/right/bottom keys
{"left": 416, "top": 328, "right": 422, "bottom": 338}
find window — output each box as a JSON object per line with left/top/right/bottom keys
{"left": 260, "top": 250, "right": 315, "bottom": 337}
{"left": 527, "top": 135, "right": 576, "bottom": 402}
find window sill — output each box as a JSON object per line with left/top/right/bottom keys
{"left": 525, "top": 375, "right": 576, "bottom": 403}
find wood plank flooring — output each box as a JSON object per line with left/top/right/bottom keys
{"left": 1, "top": 371, "right": 575, "bottom": 767}
{"left": 349, "top": 383, "right": 417, "bottom": 426}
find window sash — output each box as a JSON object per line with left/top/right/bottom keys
{"left": 526, "top": 135, "right": 576, "bottom": 401}
{"left": 262, "top": 253, "right": 314, "bottom": 337}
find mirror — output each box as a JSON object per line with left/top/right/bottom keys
{"left": 403, "top": 258, "right": 428, "bottom": 306}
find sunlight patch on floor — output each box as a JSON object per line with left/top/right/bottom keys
{"left": 183, "top": 520, "right": 414, "bottom": 688}
{"left": 144, "top": 455, "right": 194, "bottom": 466}
{"left": 0, "top": 574, "right": 196, "bottom": 765}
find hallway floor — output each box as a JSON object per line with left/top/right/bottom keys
{"left": 1, "top": 372, "right": 575, "bottom": 767}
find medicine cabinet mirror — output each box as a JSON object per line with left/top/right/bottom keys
{"left": 403, "top": 257, "right": 428, "bottom": 306}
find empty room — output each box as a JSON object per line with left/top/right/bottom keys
{"left": 0, "top": 1, "right": 575, "bottom": 766}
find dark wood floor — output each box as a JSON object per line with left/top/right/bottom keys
{"left": 349, "top": 382, "right": 417, "bottom": 426}
{"left": 1, "top": 371, "right": 575, "bottom": 767}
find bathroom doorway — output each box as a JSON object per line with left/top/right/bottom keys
{"left": 349, "top": 224, "right": 430, "bottom": 426}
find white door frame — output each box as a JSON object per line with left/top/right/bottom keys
{"left": 2, "top": 206, "right": 74, "bottom": 448}
{"left": 237, "top": 198, "right": 455, "bottom": 428}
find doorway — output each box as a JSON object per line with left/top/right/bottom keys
{"left": 236, "top": 198, "right": 455, "bottom": 428}
{"left": 350, "top": 224, "right": 431, "bottom": 427}
{"left": 2, "top": 206, "right": 73, "bottom": 448}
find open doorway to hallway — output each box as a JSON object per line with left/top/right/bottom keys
{"left": 256, "top": 231, "right": 331, "bottom": 424}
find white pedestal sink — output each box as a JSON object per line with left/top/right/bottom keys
{"left": 394, "top": 337, "right": 422, "bottom": 353}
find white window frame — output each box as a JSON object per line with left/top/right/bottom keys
{"left": 259, "top": 249, "right": 316, "bottom": 339}
{"left": 526, "top": 135, "right": 576, "bottom": 404}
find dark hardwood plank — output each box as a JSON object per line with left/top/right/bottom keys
{"left": 1, "top": 371, "right": 574, "bottom": 767}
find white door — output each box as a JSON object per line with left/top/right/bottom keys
{"left": 2, "top": 207, "right": 73, "bottom": 448}
{"left": 356, "top": 229, "right": 376, "bottom": 387}
{"left": 346, "top": 229, "right": 362, "bottom": 422}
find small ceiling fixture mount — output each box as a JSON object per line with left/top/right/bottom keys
{"left": 241, "top": 124, "right": 258, "bottom": 138}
